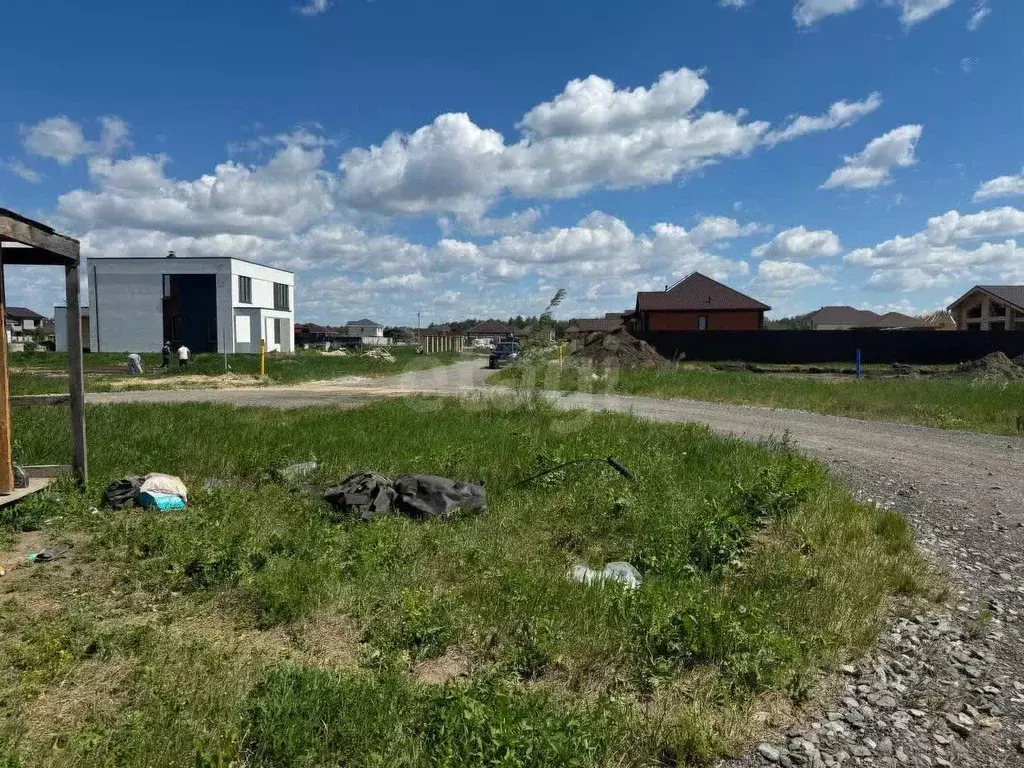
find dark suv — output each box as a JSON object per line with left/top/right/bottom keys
{"left": 488, "top": 341, "right": 520, "bottom": 369}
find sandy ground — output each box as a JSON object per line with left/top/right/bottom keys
{"left": 88, "top": 360, "right": 1024, "bottom": 765}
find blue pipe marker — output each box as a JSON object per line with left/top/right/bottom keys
{"left": 856, "top": 348, "right": 862, "bottom": 379}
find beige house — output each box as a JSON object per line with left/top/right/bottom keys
{"left": 948, "top": 286, "right": 1024, "bottom": 331}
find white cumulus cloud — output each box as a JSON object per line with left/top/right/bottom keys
{"left": 845, "top": 205, "right": 1024, "bottom": 292}
{"left": 21, "top": 115, "right": 129, "bottom": 165}
{"left": 752, "top": 226, "right": 842, "bottom": 260}
{"left": 338, "top": 67, "right": 855, "bottom": 217}
{"left": 1, "top": 158, "right": 42, "bottom": 183}
{"left": 821, "top": 125, "right": 922, "bottom": 190}
{"left": 974, "top": 174, "right": 1024, "bottom": 202}
{"left": 295, "top": 0, "right": 329, "bottom": 16}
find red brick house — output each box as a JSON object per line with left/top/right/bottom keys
{"left": 634, "top": 272, "right": 770, "bottom": 332}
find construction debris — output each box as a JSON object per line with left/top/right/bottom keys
{"left": 952, "top": 352, "right": 1024, "bottom": 381}
{"left": 570, "top": 327, "right": 665, "bottom": 370}
{"left": 362, "top": 348, "right": 397, "bottom": 362}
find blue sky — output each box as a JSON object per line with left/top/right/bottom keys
{"left": 1, "top": 0, "right": 1022, "bottom": 325}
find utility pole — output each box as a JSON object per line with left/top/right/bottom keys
{"left": 417, "top": 310, "right": 421, "bottom": 344}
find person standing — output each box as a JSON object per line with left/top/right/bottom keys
{"left": 177, "top": 343, "right": 190, "bottom": 368}
{"left": 161, "top": 341, "right": 171, "bottom": 368}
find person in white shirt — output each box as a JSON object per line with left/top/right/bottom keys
{"left": 177, "top": 344, "right": 190, "bottom": 367}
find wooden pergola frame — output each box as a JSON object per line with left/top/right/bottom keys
{"left": 0, "top": 207, "right": 87, "bottom": 490}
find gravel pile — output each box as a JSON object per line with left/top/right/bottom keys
{"left": 570, "top": 327, "right": 665, "bottom": 370}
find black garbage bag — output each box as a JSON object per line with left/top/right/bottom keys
{"left": 323, "top": 471, "right": 397, "bottom": 521}
{"left": 102, "top": 475, "right": 143, "bottom": 509}
{"left": 323, "top": 471, "right": 486, "bottom": 521}
{"left": 394, "top": 474, "right": 487, "bottom": 519}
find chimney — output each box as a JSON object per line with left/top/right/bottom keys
{"left": 167, "top": 250, "right": 177, "bottom": 259}
{"left": 664, "top": 285, "right": 668, "bottom": 292}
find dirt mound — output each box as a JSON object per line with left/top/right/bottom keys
{"left": 570, "top": 327, "right": 665, "bottom": 370}
{"left": 953, "top": 352, "right": 1024, "bottom": 380}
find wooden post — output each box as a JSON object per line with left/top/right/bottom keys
{"left": 65, "top": 258, "right": 88, "bottom": 488}
{"left": 259, "top": 338, "right": 266, "bottom": 376}
{"left": 0, "top": 252, "right": 14, "bottom": 494}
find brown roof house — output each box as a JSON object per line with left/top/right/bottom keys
{"left": 634, "top": 273, "right": 770, "bottom": 332}
{"left": 566, "top": 313, "right": 626, "bottom": 339}
{"left": 808, "top": 306, "right": 931, "bottom": 331}
{"left": 948, "top": 286, "right": 1024, "bottom": 331}
{"left": 467, "top": 319, "right": 515, "bottom": 341}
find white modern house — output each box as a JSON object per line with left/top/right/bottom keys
{"left": 84, "top": 255, "right": 294, "bottom": 353}
{"left": 345, "top": 318, "right": 390, "bottom": 346}
{"left": 5, "top": 307, "right": 46, "bottom": 343}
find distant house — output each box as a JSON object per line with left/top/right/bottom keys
{"left": 566, "top": 313, "right": 625, "bottom": 340}
{"left": 808, "top": 306, "right": 931, "bottom": 331}
{"left": 467, "top": 320, "right": 515, "bottom": 343}
{"left": 345, "top": 318, "right": 390, "bottom": 346}
{"left": 5, "top": 306, "right": 46, "bottom": 343}
{"left": 634, "top": 273, "right": 769, "bottom": 332}
{"left": 948, "top": 286, "right": 1024, "bottom": 331}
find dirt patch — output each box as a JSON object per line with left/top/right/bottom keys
{"left": 104, "top": 373, "right": 262, "bottom": 391}
{"left": 293, "top": 612, "right": 363, "bottom": 668}
{"left": 570, "top": 328, "right": 665, "bottom": 370}
{"left": 950, "top": 351, "right": 1024, "bottom": 381}
{"left": 0, "top": 530, "right": 81, "bottom": 598}
{"left": 415, "top": 648, "right": 471, "bottom": 684}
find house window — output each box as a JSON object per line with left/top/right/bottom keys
{"left": 163, "top": 275, "right": 173, "bottom": 298}
{"left": 273, "top": 318, "right": 282, "bottom": 344}
{"left": 273, "top": 283, "right": 290, "bottom": 311}
{"left": 238, "top": 275, "right": 252, "bottom": 304}
{"left": 697, "top": 315, "right": 708, "bottom": 331}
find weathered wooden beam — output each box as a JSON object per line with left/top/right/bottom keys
{"left": 0, "top": 245, "right": 72, "bottom": 266}
{"left": 25, "top": 464, "right": 72, "bottom": 479}
{"left": 11, "top": 394, "right": 71, "bottom": 407}
{"left": 0, "top": 215, "right": 79, "bottom": 262}
{"left": 65, "top": 260, "right": 88, "bottom": 488}
{"left": 0, "top": 258, "right": 14, "bottom": 495}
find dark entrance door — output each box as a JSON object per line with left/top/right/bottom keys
{"left": 162, "top": 274, "right": 217, "bottom": 353}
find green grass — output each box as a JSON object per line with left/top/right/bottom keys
{"left": 7, "top": 348, "right": 461, "bottom": 395}
{"left": 0, "top": 398, "right": 933, "bottom": 766}
{"left": 495, "top": 361, "right": 1024, "bottom": 436}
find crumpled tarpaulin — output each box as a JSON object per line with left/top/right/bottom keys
{"left": 324, "top": 471, "right": 486, "bottom": 521}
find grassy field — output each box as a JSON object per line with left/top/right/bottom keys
{"left": 7, "top": 348, "right": 461, "bottom": 396}
{"left": 0, "top": 398, "right": 933, "bottom": 766}
{"left": 495, "top": 361, "right": 1024, "bottom": 436}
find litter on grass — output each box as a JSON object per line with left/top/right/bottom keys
{"left": 323, "top": 471, "right": 486, "bottom": 521}
{"left": 569, "top": 561, "right": 642, "bottom": 589}
{"left": 276, "top": 461, "right": 319, "bottom": 483}
{"left": 102, "top": 473, "right": 189, "bottom": 510}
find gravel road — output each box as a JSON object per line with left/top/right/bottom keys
{"left": 89, "top": 360, "right": 1024, "bottom": 766}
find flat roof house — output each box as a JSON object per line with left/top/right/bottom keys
{"left": 634, "top": 272, "right": 770, "bottom": 332}
{"left": 948, "top": 286, "right": 1024, "bottom": 331}
{"left": 87, "top": 255, "right": 294, "bottom": 353}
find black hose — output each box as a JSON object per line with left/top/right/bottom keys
{"left": 511, "top": 456, "right": 634, "bottom": 488}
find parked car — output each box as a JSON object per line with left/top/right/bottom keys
{"left": 488, "top": 341, "right": 519, "bottom": 368}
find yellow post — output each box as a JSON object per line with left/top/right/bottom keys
{"left": 259, "top": 338, "right": 266, "bottom": 377}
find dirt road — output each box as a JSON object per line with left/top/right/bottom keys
{"left": 89, "top": 360, "right": 1024, "bottom": 765}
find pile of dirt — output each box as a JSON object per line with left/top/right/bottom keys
{"left": 570, "top": 327, "right": 665, "bottom": 370}
{"left": 952, "top": 351, "right": 1024, "bottom": 380}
